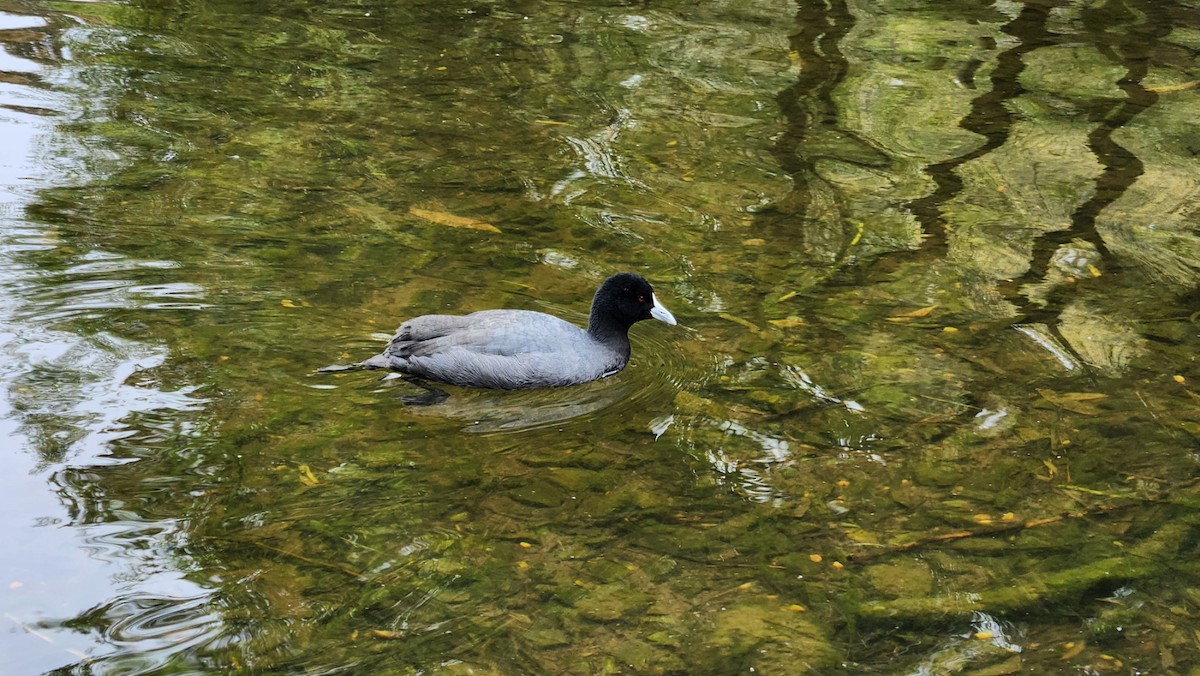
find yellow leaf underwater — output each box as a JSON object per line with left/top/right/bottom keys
{"left": 298, "top": 464, "right": 319, "bottom": 486}
{"left": 894, "top": 305, "right": 938, "bottom": 319}
{"left": 1036, "top": 389, "right": 1108, "bottom": 415}
{"left": 1145, "top": 80, "right": 1198, "bottom": 93}
{"left": 768, "top": 316, "right": 804, "bottom": 329}
{"left": 408, "top": 207, "right": 502, "bottom": 233}
{"left": 718, "top": 312, "right": 762, "bottom": 333}
{"left": 1060, "top": 640, "right": 1086, "bottom": 660}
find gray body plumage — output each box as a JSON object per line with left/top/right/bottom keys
{"left": 362, "top": 310, "right": 630, "bottom": 389}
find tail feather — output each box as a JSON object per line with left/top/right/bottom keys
{"left": 316, "top": 353, "right": 392, "bottom": 374}
{"left": 315, "top": 362, "right": 362, "bottom": 374}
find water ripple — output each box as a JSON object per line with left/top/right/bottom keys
{"left": 43, "top": 588, "right": 223, "bottom": 674}
{"left": 14, "top": 254, "right": 209, "bottom": 321}
{"left": 0, "top": 10, "right": 215, "bottom": 668}
{"left": 100, "top": 593, "right": 218, "bottom": 647}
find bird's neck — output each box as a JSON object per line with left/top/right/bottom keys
{"left": 587, "top": 299, "right": 632, "bottom": 350}
{"left": 587, "top": 318, "right": 631, "bottom": 346}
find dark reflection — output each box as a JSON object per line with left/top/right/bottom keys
{"left": 906, "top": 2, "right": 1061, "bottom": 258}
{"left": 331, "top": 354, "right": 682, "bottom": 434}
{"left": 1001, "top": 0, "right": 1168, "bottom": 327}
{"left": 761, "top": 0, "right": 865, "bottom": 259}
{"left": 411, "top": 381, "right": 650, "bottom": 433}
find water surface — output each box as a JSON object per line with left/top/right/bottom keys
{"left": 3, "top": 0, "right": 1200, "bottom": 672}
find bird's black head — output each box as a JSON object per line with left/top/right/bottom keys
{"left": 588, "top": 272, "right": 676, "bottom": 338}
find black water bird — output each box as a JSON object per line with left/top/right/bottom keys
{"left": 320, "top": 272, "right": 676, "bottom": 389}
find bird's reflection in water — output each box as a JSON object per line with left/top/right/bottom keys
{"left": 386, "top": 373, "right": 643, "bottom": 434}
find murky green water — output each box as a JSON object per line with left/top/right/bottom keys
{"left": 3, "top": 0, "right": 1200, "bottom": 672}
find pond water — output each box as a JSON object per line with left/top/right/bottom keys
{"left": 3, "top": 0, "right": 1200, "bottom": 672}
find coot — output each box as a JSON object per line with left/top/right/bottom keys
{"left": 321, "top": 272, "right": 676, "bottom": 389}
